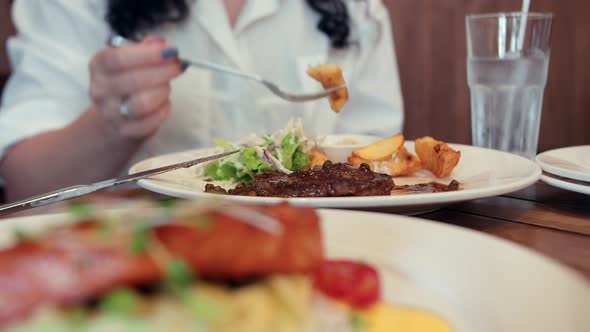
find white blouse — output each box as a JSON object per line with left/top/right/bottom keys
{"left": 0, "top": 0, "right": 403, "bottom": 168}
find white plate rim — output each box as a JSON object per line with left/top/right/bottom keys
{"left": 130, "top": 142, "right": 542, "bottom": 208}
{"left": 540, "top": 173, "right": 590, "bottom": 195}
{"left": 318, "top": 208, "right": 590, "bottom": 287}
{"left": 536, "top": 145, "right": 590, "bottom": 182}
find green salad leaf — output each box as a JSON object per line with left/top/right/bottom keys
{"left": 280, "top": 132, "right": 305, "bottom": 170}
{"left": 292, "top": 150, "right": 310, "bottom": 170}
{"left": 166, "top": 258, "right": 194, "bottom": 295}
{"left": 100, "top": 289, "right": 139, "bottom": 316}
{"left": 239, "top": 147, "right": 271, "bottom": 174}
{"left": 205, "top": 145, "right": 272, "bottom": 183}
{"left": 204, "top": 127, "right": 310, "bottom": 184}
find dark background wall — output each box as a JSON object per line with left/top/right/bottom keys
{"left": 1, "top": 1, "right": 589, "bottom": 151}
{"left": 0, "top": 0, "right": 14, "bottom": 93}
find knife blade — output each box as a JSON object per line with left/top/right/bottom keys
{"left": 0, "top": 150, "right": 239, "bottom": 216}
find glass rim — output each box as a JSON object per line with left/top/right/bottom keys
{"left": 466, "top": 12, "right": 553, "bottom": 21}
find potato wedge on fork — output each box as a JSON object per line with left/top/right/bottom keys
{"left": 307, "top": 64, "right": 349, "bottom": 113}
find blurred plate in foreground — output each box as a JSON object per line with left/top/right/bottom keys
{"left": 0, "top": 208, "right": 587, "bottom": 331}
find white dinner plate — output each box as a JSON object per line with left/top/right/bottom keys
{"left": 540, "top": 173, "right": 590, "bottom": 195}
{"left": 536, "top": 146, "right": 590, "bottom": 182}
{"left": 0, "top": 209, "right": 588, "bottom": 331}
{"left": 130, "top": 142, "right": 542, "bottom": 213}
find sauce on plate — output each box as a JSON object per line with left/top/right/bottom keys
{"left": 391, "top": 180, "right": 461, "bottom": 195}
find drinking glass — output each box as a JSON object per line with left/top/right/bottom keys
{"left": 466, "top": 12, "right": 553, "bottom": 159}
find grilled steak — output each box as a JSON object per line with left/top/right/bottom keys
{"left": 205, "top": 161, "right": 394, "bottom": 197}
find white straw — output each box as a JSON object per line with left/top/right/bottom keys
{"left": 517, "top": 0, "right": 531, "bottom": 51}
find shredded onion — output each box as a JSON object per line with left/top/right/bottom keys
{"left": 263, "top": 148, "right": 292, "bottom": 174}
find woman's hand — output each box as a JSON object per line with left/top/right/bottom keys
{"left": 89, "top": 36, "right": 183, "bottom": 140}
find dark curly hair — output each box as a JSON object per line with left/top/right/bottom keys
{"left": 106, "top": 0, "right": 350, "bottom": 48}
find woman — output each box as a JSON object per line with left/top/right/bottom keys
{"left": 0, "top": 0, "right": 403, "bottom": 201}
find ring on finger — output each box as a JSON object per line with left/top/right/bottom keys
{"left": 119, "top": 98, "right": 134, "bottom": 120}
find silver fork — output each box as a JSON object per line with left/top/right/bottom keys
{"left": 179, "top": 58, "right": 345, "bottom": 102}
{"left": 109, "top": 35, "right": 346, "bottom": 102}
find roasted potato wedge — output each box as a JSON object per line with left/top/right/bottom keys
{"left": 351, "top": 133, "right": 405, "bottom": 161}
{"left": 307, "top": 64, "right": 349, "bottom": 112}
{"left": 348, "top": 146, "right": 423, "bottom": 177}
{"left": 347, "top": 155, "right": 369, "bottom": 168}
{"left": 414, "top": 136, "right": 461, "bottom": 178}
{"left": 309, "top": 149, "right": 329, "bottom": 168}
{"left": 394, "top": 146, "right": 424, "bottom": 175}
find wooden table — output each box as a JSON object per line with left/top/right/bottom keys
{"left": 422, "top": 182, "right": 590, "bottom": 279}
{"left": 2, "top": 182, "right": 589, "bottom": 280}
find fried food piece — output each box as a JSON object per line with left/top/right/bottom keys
{"left": 307, "top": 64, "right": 349, "bottom": 112}
{"left": 309, "top": 148, "right": 329, "bottom": 168}
{"left": 0, "top": 203, "right": 323, "bottom": 326}
{"left": 394, "top": 146, "right": 424, "bottom": 175}
{"left": 157, "top": 204, "right": 323, "bottom": 279}
{"left": 351, "top": 133, "right": 404, "bottom": 161}
{"left": 348, "top": 146, "right": 423, "bottom": 177}
{"left": 414, "top": 136, "right": 461, "bottom": 178}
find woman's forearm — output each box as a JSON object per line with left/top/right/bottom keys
{"left": 0, "top": 106, "right": 143, "bottom": 201}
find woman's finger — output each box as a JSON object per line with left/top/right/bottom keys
{"left": 119, "top": 102, "right": 171, "bottom": 139}
{"left": 91, "top": 42, "right": 179, "bottom": 74}
{"left": 124, "top": 84, "right": 171, "bottom": 119}
{"left": 95, "top": 83, "right": 170, "bottom": 121}
{"left": 102, "top": 62, "right": 181, "bottom": 96}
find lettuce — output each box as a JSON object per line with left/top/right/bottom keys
{"left": 205, "top": 162, "right": 238, "bottom": 181}
{"left": 205, "top": 129, "right": 310, "bottom": 183}
{"left": 239, "top": 147, "right": 270, "bottom": 172}
{"left": 206, "top": 147, "right": 271, "bottom": 183}
{"left": 292, "top": 150, "right": 310, "bottom": 170}
{"left": 280, "top": 132, "right": 306, "bottom": 170}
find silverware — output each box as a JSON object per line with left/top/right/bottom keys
{"left": 179, "top": 58, "right": 346, "bottom": 102}
{"left": 0, "top": 150, "right": 239, "bottom": 216}
{"left": 109, "top": 35, "right": 346, "bottom": 102}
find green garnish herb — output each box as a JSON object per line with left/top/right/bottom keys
{"left": 191, "top": 215, "right": 212, "bottom": 230}
{"left": 130, "top": 224, "right": 150, "bottom": 255}
{"left": 185, "top": 292, "right": 223, "bottom": 322}
{"left": 92, "top": 314, "right": 149, "bottom": 332}
{"left": 65, "top": 307, "right": 88, "bottom": 328}
{"left": 350, "top": 314, "right": 366, "bottom": 332}
{"left": 165, "top": 258, "right": 193, "bottom": 295}
{"left": 158, "top": 197, "right": 178, "bottom": 209}
{"left": 100, "top": 288, "right": 139, "bottom": 316}
{"left": 13, "top": 228, "right": 32, "bottom": 243}
{"left": 68, "top": 203, "right": 95, "bottom": 219}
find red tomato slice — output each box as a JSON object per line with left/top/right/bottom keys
{"left": 312, "top": 260, "right": 380, "bottom": 309}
